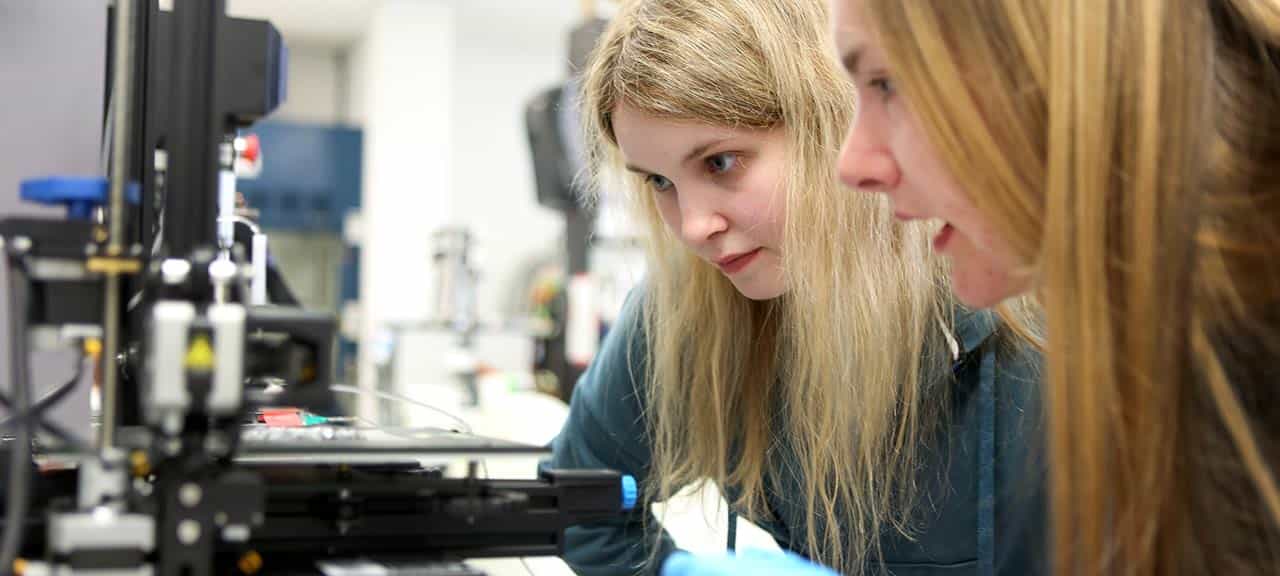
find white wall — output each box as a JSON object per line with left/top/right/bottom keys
{"left": 344, "top": 1, "right": 589, "bottom": 407}
{"left": 450, "top": 0, "right": 577, "bottom": 323}
{"left": 0, "top": 0, "right": 107, "bottom": 445}
{"left": 353, "top": 0, "right": 457, "bottom": 417}
{"left": 0, "top": 0, "right": 106, "bottom": 215}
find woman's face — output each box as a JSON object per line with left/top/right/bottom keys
{"left": 831, "top": 0, "right": 1029, "bottom": 308}
{"left": 611, "top": 102, "right": 789, "bottom": 300}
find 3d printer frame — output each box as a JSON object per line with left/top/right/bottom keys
{"left": 0, "top": 2, "right": 629, "bottom": 575}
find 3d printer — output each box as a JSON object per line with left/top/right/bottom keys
{"left": 0, "top": 2, "right": 631, "bottom": 574}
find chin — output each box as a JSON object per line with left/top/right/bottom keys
{"left": 948, "top": 240, "right": 1022, "bottom": 309}
{"left": 952, "top": 286, "right": 1006, "bottom": 310}
{"left": 731, "top": 279, "right": 786, "bottom": 301}
{"left": 951, "top": 270, "right": 1017, "bottom": 310}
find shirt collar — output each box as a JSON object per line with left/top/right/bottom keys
{"left": 953, "top": 306, "right": 999, "bottom": 357}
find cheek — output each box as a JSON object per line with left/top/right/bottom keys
{"left": 953, "top": 234, "right": 1006, "bottom": 281}
{"left": 736, "top": 166, "right": 787, "bottom": 235}
{"left": 891, "top": 110, "right": 968, "bottom": 218}
{"left": 953, "top": 201, "right": 1024, "bottom": 272}
{"left": 654, "top": 196, "right": 682, "bottom": 234}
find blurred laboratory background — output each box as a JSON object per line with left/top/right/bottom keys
{"left": 0, "top": 1, "right": 776, "bottom": 574}
{"left": 214, "top": 0, "right": 641, "bottom": 417}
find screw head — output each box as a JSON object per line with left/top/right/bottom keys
{"left": 179, "top": 483, "right": 202, "bottom": 508}
{"left": 178, "top": 519, "right": 201, "bottom": 545}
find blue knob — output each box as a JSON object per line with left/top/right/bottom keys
{"left": 621, "top": 474, "right": 638, "bottom": 510}
{"left": 20, "top": 178, "right": 140, "bottom": 220}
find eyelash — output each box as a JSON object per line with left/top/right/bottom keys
{"left": 868, "top": 77, "right": 895, "bottom": 99}
{"left": 646, "top": 174, "right": 674, "bottom": 193}
{"left": 705, "top": 152, "right": 739, "bottom": 175}
{"left": 643, "top": 152, "right": 742, "bottom": 194}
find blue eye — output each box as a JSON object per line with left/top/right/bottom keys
{"left": 706, "top": 153, "right": 738, "bottom": 174}
{"left": 646, "top": 174, "right": 674, "bottom": 193}
{"left": 869, "top": 77, "right": 896, "bottom": 98}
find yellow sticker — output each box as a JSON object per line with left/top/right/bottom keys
{"left": 185, "top": 335, "right": 215, "bottom": 370}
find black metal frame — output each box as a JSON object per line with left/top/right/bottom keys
{"left": 163, "top": 0, "right": 223, "bottom": 257}
{"left": 220, "top": 466, "right": 628, "bottom": 572}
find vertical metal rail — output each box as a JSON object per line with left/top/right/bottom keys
{"left": 101, "top": 0, "right": 139, "bottom": 450}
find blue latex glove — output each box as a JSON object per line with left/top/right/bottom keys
{"left": 661, "top": 549, "right": 839, "bottom": 576}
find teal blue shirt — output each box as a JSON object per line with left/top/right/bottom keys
{"left": 550, "top": 289, "right": 1045, "bottom": 575}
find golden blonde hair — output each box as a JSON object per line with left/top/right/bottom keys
{"left": 863, "top": 0, "right": 1280, "bottom": 573}
{"left": 581, "top": 0, "right": 953, "bottom": 571}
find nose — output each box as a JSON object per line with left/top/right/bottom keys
{"left": 837, "top": 109, "right": 900, "bottom": 194}
{"left": 676, "top": 185, "right": 729, "bottom": 246}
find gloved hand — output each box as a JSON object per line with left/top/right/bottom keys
{"left": 661, "top": 549, "right": 839, "bottom": 576}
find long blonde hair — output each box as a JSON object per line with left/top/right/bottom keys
{"left": 864, "top": 0, "right": 1280, "bottom": 573}
{"left": 581, "top": 0, "right": 952, "bottom": 571}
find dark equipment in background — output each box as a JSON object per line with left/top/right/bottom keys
{"left": 525, "top": 18, "right": 609, "bottom": 402}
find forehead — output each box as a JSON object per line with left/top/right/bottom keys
{"left": 611, "top": 102, "right": 769, "bottom": 151}
{"left": 829, "top": 0, "right": 872, "bottom": 49}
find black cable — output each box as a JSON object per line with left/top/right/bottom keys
{"left": 0, "top": 350, "right": 82, "bottom": 417}
{"left": 0, "top": 357, "right": 90, "bottom": 452}
{"left": 0, "top": 366, "right": 77, "bottom": 425}
{"left": 0, "top": 257, "right": 34, "bottom": 572}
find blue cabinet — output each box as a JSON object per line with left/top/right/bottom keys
{"left": 237, "top": 122, "right": 362, "bottom": 234}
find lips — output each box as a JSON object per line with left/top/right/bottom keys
{"left": 891, "top": 214, "right": 955, "bottom": 253}
{"left": 933, "top": 223, "right": 956, "bottom": 252}
{"left": 715, "top": 248, "right": 762, "bottom": 275}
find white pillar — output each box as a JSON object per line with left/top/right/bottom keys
{"left": 355, "top": 0, "right": 455, "bottom": 420}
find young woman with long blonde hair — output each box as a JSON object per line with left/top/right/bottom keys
{"left": 676, "top": 1, "right": 1280, "bottom": 575}
{"left": 826, "top": 0, "right": 1280, "bottom": 572}
{"left": 549, "top": 0, "right": 1045, "bottom": 574}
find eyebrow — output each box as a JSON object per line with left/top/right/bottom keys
{"left": 624, "top": 136, "right": 734, "bottom": 174}
{"left": 841, "top": 46, "right": 864, "bottom": 77}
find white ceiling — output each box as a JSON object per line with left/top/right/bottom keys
{"left": 219, "top": 0, "right": 618, "bottom": 51}
{"left": 225, "top": 0, "right": 379, "bottom": 50}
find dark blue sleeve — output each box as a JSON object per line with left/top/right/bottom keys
{"left": 549, "top": 288, "right": 680, "bottom": 575}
